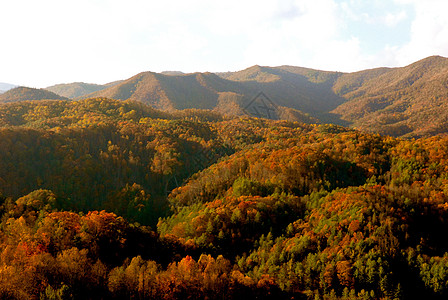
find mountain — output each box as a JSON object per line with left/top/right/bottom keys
{"left": 45, "top": 80, "right": 124, "bottom": 99}
{"left": 332, "top": 55, "right": 448, "bottom": 137}
{"left": 59, "top": 55, "right": 448, "bottom": 137}
{"left": 45, "top": 82, "right": 108, "bottom": 99}
{"left": 0, "top": 86, "right": 69, "bottom": 103}
{"left": 0, "top": 82, "right": 17, "bottom": 94}
{"left": 217, "top": 56, "right": 448, "bottom": 137}
{"left": 82, "top": 66, "right": 345, "bottom": 124}
{"left": 104, "top": 80, "right": 124, "bottom": 87}
{"left": 161, "top": 71, "right": 185, "bottom": 76}
{"left": 83, "top": 71, "right": 233, "bottom": 111}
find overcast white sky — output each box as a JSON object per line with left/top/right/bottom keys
{"left": 1, "top": 0, "right": 447, "bottom": 87}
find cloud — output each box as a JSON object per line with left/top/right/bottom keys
{"left": 2, "top": 0, "right": 358, "bottom": 85}
{"left": 235, "top": 0, "right": 355, "bottom": 70}
{"left": 395, "top": 0, "right": 448, "bottom": 64}
{"left": 383, "top": 11, "right": 408, "bottom": 27}
{"left": 0, "top": 0, "right": 446, "bottom": 87}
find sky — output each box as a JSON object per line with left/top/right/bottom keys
{"left": 1, "top": 0, "right": 448, "bottom": 88}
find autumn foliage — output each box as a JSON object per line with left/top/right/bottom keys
{"left": 2, "top": 98, "right": 448, "bottom": 299}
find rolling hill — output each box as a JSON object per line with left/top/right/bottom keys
{"left": 0, "top": 86, "right": 69, "bottom": 103}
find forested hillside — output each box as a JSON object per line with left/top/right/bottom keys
{"left": 2, "top": 98, "right": 448, "bottom": 299}
{"left": 332, "top": 56, "right": 448, "bottom": 137}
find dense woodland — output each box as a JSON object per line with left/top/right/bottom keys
{"left": 1, "top": 98, "right": 448, "bottom": 299}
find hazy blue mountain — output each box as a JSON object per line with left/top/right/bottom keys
{"left": 0, "top": 82, "right": 17, "bottom": 93}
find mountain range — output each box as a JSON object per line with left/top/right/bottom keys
{"left": 0, "top": 86, "right": 69, "bottom": 103}
{"left": 0, "top": 82, "right": 17, "bottom": 94}
{"left": 2, "top": 55, "right": 448, "bottom": 137}
{"left": 45, "top": 80, "right": 123, "bottom": 98}
{"left": 78, "top": 66, "right": 344, "bottom": 123}
{"left": 3, "top": 58, "right": 448, "bottom": 298}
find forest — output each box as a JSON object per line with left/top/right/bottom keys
{"left": 1, "top": 98, "right": 448, "bottom": 299}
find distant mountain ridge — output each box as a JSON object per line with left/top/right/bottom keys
{"left": 45, "top": 82, "right": 108, "bottom": 99}
{"left": 80, "top": 55, "right": 448, "bottom": 137}
{"left": 331, "top": 55, "right": 448, "bottom": 137}
{"left": 0, "top": 82, "right": 17, "bottom": 94}
{"left": 81, "top": 66, "right": 346, "bottom": 124}
{"left": 0, "top": 87, "right": 69, "bottom": 103}
{"left": 3, "top": 56, "right": 448, "bottom": 137}
{"left": 161, "top": 71, "right": 185, "bottom": 76}
{"left": 44, "top": 80, "right": 124, "bottom": 99}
